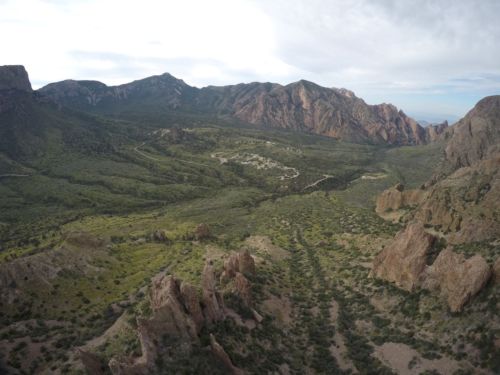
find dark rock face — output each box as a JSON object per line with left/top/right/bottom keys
{"left": 109, "top": 263, "right": 227, "bottom": 374}
{"left": 0, "top": 65, "right": 32, "bottom": 92}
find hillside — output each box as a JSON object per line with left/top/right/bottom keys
{"left": 40, "top": 73, "right": 447, "bottom": 146}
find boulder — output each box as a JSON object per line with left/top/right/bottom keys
{"left": 109, "top": 275, "right": 200, "bottom": 374}
{"left": 371, "top": 222, "right": 436, "bottom": 291}
{"left": 375, "top": 183, "right": 426, "bottom": 215}
{"left": 422, "top": 248, "right": 492, "bottom": 312}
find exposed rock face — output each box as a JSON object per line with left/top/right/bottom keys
{"left": 221, "top": 250, "right": 256, "bottom": 281}
{"left": 0, "top": 65, "right": 32, "bottom": 92}
{"left": 414, "top": 155, "right": 500, "bottom": 243}
{"left": 375, "top": 183, "right": 427, "bottom": 214}
{"left": 442, "top": 96, "right": 500, "bottom": 172}
{"left": 201, "top": 262, "right": 225, "bottom": 324}
{"left": 234, "top": 272, "right": 253, "bottom": 307}
{"left": 180, "top": 282, "right": 204, "bottom": 332}
{"left": 376, "top": 96, "right": 500, "bottom": 244}
{"left": 371, "top": 222, "right": 436, "bottom": 291}
{"left": 107, "top": 258, "right": 251, "bottom": 374}
{"left": 209, "top": 334, "right": 244, "bottom": 375}
{"left": 40, "top": 74, "right": 433, "bottom": 146}
{"left": 197, "top": 80, "right": 430, "bottom": 146}
{"left": 220, "top": 250, "right": 256, "bottom": 306}
{"left": 108, "top": 273, "right": 211, "bottom": 374}
{"left": 424, "top": 121, "right": 449, "bottom": 142}
{"left": 421, "top": 248, "right": 491, "bottom": 312}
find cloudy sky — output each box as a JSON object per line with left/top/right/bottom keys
{"left": 1, "top": 0, "right": 499, "bottom": 121}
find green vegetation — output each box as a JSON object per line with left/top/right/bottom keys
{"left": 1, "top": 109, "right": 496, "bottom": 374}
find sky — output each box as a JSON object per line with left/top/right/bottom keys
{"left": 1, "top": 0, "right": 500, "bottom": 122}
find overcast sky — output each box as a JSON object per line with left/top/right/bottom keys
{"left": 2, "top": 0, "right": 500, "bottom": 121}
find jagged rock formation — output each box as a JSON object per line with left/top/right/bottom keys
{"left": 421, "top": 248, "right": 491, "bottom": 312}
{"left": 425, "top": 121, "right": 449, "bottom": 142}
{"left": 108, "top": 261, "right": 229, "bottom": 374}
{"left": 38, "top": 71, "right": 444, "bottom": 146}
{"left": 441, "top": 96, "right": 500, "bottom": 173}
{"left": 371, "top": 222, "right": 436, "bottom": 291}
{"left": 220, "top": 250, "right": 256, "bottom": 306}
{"left": 201, "top": 262, "right": 226, "bottom": 324}
{"left": 209, "top": 334, "right": 244, "bottom": 375}
{"left": 375, "top": 183, "right": 427, "bottom": 215}
{"left": 0, "top": 65, "right": 32, "bottom": 92}
{"left": 376, "top": 96, "right": 500, "bottom": 245}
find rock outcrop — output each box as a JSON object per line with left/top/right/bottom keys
{"left": 493, "top": 258, "right": 500, "bottom": 284}
{"left": 209, "top": 334, "right": 244, "bottom": 375}
{"left": 375, "top": 183, "right": 427, "bottom": 215}
{"left": 220, "top": 250, "right": 256, "bottom": 307}
{"left": 0, "top": 65, "right": 32, "bottom": 92}
{"left": 201, "top": 262, "right": 226, "bottom": 324}
{"left": 221, "top": 250, "right": 256, "bottom": 281}
{"left": 376, "top": 96, "right": 500, "bottom": 245}
{"left": 109, "top": 261, "right": 228, "bottom": 374}
{"left": 371, "top": 222, "right": 436, "bottom": 291}
{"left": 421, "top": 248, "right": 491, "bottom": 312}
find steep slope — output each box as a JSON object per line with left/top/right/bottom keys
{"left": 39, "top": 73, "right": 446, "bottom": 145}
{"left": 373, "top": 95, "right": 500, "bottom": 312}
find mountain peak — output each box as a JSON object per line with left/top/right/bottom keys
{"left": 0, "top": 65, "right": 32, "bottom": 92}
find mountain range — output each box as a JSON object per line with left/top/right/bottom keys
{"left": 38, "top": 68, "right": 447, "bottom": 145}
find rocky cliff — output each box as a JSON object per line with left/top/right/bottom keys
{"left": 103, "top": 252, "right": 257, "bottom": 374}
{"left": 0, "top": 65, "right": 32, "bottom": 92}
{"left": 373, "top": 96, "right": 500, "bottom": 311}
{"left": 38, "top": 71, "right": 445, "bottom": 146}
{"left": 371, "top": 222, "right": 436, "bottom": 291}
